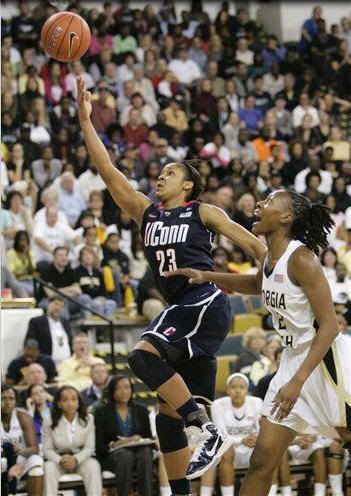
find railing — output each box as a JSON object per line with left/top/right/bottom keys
{"left": 33, "top": 277, "right": 117, "bottom": 372}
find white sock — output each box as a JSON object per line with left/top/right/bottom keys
{"left": 160, "top": 486, "right": 172, "bottom": 496}
{"left": 328, "top": 473, "right": 343, "bottom": 495}
{"left": 220, "top": 485, "right": 234, "bottom": 496}
{"left": 281, "top": 486, "right": 293, "bottom": 496}
{"left": 314, "top": 482, "right": 326, "bottom": 496}
{"left": 267, "top": 484, "right": 278, "bottom": 496}
{"left": 200, "top": 486, "right": 214, "bottom": 496}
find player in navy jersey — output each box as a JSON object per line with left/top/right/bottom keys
{"left": 77, "top": 77, "right": 266, "bottom": 490}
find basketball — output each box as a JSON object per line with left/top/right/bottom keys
{"left": 41, "top": 12, "right": 91, "bottom": 63}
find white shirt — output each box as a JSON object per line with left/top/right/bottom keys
{"left": 49, "top": 317, "right": 71, "bottom": 364}
{"left": 77, "top": 170, "right": 106, "bottom": 202}
{"left": 294, "top": 167, "right": 333, "bottom": 195}
{"left": 33, "top": 221, "right": 76, "bottom": 262}
{"left": 235, "top": 49, "right": 254, "bottom": 66}
{"left": 62, "top": 414, "right": 78, "bottom": 444}
{"left": 168, "top": 59, "right": 202, "bottom": 85}
{"left": 34, "top": 208, "right": 68, "bottom": 227}
{"left": 292, "top": 105, "right": 320, "bottom": 128}
{"left": 211, "top": 396, "right": 262, "bottom": 446}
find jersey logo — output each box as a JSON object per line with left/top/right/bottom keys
{"left": 274, "top": 274, "right": 284, "bottom": 283}
{"left": 180, "top": 212, "right": 192, "bottom": 218}
{"left": 165, "top": 211, "right": 171, "bottom": 216}
{"left": 164, "top": 326, "right": 176, "bottom": 336}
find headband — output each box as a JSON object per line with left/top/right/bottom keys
{"left": 226, "top": 373, "right": 249, "bottom": 387}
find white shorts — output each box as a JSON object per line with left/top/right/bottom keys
{"left": 262, "top": 334, "right": 351, "bottom": 438}
{"left": 288, "top": 440, "right": 324, "bottom": 465}
{"left": 233, "top": 445, "right": 254, "bottom": 469}
{"left": 16, "top": 454, "right": 44, "bottom": 477}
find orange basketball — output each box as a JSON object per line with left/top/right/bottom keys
{"left": 41, "top": 12, "right": 91, "bottom": 62}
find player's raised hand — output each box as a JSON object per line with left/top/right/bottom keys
{"left": 164, "top": 268, "right": 206, "bottom": 284}
{"left": 77, "top": 76, "right": 92, "bottom": 122}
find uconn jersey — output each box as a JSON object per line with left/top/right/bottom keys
{"left": 262, "top": 240, "right": 316, "bottom": 348}
{"left": 141, "top": 201, "right": 215, "bottom": 303}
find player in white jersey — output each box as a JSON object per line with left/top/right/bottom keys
{"left": 167, "top": 190, "right": 351, "bottom": 496}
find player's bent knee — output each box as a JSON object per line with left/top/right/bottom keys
{"left": 156, "top": 413, "right": 187, "bottom": 453}
{"left": 312, "top": 448, "right": 325, "bottom": 462}
{"left": 249, "top": 447, "right": 276, "bottom": 474}
{"left": 128, "top": 349, "right": 175, "bottom": 390}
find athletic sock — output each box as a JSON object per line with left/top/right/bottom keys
{"left": 160, "top": 486, "right": 172, "bottom": 496}
{"left": 280, "top": 485, "right": 293, "bottom": 496}
{"left": 267, "top": 484, "right": 278, "bottom": 496}
{"left": 169, "top": 478, "right": 191, "bottom": 495}
{"left": 328, "top": 473, "right": 343, "bottom": 495}
{"left": 314, "top": 482, "right": 326, "bottom": 496}
{"left": 177, "top": 399, "right": 210, "bottom": 429}
{"left": 220, "top": 484, "right": 234, "bottom": 496}
{"left": 200, "top": 486, "right": 214, "bottom": 496}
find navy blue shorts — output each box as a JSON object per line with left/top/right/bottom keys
{"left": 141, "top": 284, "right": 232, "bottom": 404}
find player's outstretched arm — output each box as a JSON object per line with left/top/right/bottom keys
{"left": 165, "top": 267, "right": 262, "bottom": 295}
{"left": 271, "top": 247, "right": 339, "bottom": 422}
{"left": 76, "top": 76, "right": 151, "bottom": 225}
{"left": 199, "top": 203, "right": 267, "bottom": 262}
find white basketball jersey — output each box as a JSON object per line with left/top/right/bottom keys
{"left": 262, "top": 240, "right": 316, "bottom": 348}
{"left": 211, "top": 396, "right": 263, "bottom": 445}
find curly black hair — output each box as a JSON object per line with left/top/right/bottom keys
{"left": 50, "top": 386, "right": 88, "bottom": 430}
{"left": 287, "top": 191, "right": 335, "bottom": 255}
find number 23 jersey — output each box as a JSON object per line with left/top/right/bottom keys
{"left": 141, "top": 201, "right": 215, "bottom": 304}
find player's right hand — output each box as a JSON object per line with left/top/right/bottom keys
{"left": 164, "top": 268, "right": 206, "bottom": 284}
{"left": 77, "top": 76, "right": 92, "bottom": 122}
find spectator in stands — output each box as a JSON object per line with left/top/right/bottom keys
{"left": 94, "top": 374, "right": 154, "bottom": 496}
{"left": 235, "top": 37, "right": 254, "bottom": 65}
{"left": 56, "top": 172, "right": 86, "bottom": 227}
{"left": 91, "top": 80, "right": 116, "bottom": 134}
{"left": 31, "top": 146, "right": 62, "bottom": 190}
{"left": 299, "top": 5, "right": 323, "bottom": 53}
{"left": 121, "top": 92, "right": 157, "bottom": 127}
{"left": 328, "top": 262, "right": 351, "bottom": 306}
{"left": 34, "top": 188, "right": 68, "bottom": 227}
{"left": 33, "top": 208, "right": 77, "bottom": 264}
{"left": 239, "top": 94, "right": 263, "bottom": 133}
{"left": 292, "top": 92, "right": 320, "bottom": 128}
{"left": 1, "top": 385, "right": 44, "bottom": 496}
{"left": 262, "top": 35, "right": 286, "bottom": 70}
{"left": 6, "top": 339, "right": 57, "bottom": 385}
{"left": 229, "top": 327, "right": 267, "bottom": 378}
{"left": 200, "top": 132, "right": 231, "bottom": 173}
{"left": 233, "top": 193, "right": 256, "bottom": 232}
{"left": 17, "top": 362, "right": 58, "bottom": 410}
{"left": 254, "top": 347, "right": 283, "bottom": 401}
{"left": 42, "top": 386, "right": 102, "bottom": 496}
{"left": 6, "top": 141, "right": 31, "bottom": 185}
{"left": 163, "top": 97, "right": 189, "bottom": 132}
{"left": 137, "top": 267, "right": 166, "bottom": 321}
{"left": 81, "top": 363, "right": 109, "bottom": 407}
{"left": 123, "top": 108, "right": 149, "bottom": 147}
{"left": 26, "top": 384, "right": 52, "bottom": 445}
{"left": 64, "top": 61, "right": 94, "bottom": 100}
{"left": 294, "top": 155, "right": 333, "bottom": 196}
{"left": 58, "top": 333, "right": 105, "bottom": 391}
{"left": 168, "top": 46, "right": 202, "bottom": 86}
{"left": 75, "top": 246, "right": 117, "bottom": 316}
{"left": 25, "top": 295, "right": 72, "bottom": 363}
{"left": 6, "top": 230, "right": 36, "bottom": 295}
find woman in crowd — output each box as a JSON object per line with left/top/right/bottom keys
{"left": 1, "top": 385, "right": 44, "bottom": 496}
{"left": 233, "top": 192, "right": 256, "bottom": 232}
{"left": 320, "top": 247, "right": 338, "bottom": 283}
{"left": 42, "top": 386, "right": 102, "bottom": 496}
{"left": 94, "top": 374, "right": 154, "bottom": 496}
{"left": 26, "top": 384, "right": 52, "bottom": 446}
{"left": 6, "top": 191, "right": 33, "bottom": 237}
{"left": 6, "top": 142, "right": 31, "bottom": 185}
{"left": 6, "top": 230, "right": 36, "bottom": 295}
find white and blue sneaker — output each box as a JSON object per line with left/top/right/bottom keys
{"left": 186, "top": 423, "right": 234, "bottom": 480}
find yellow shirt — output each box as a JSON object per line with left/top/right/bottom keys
{"left": 58, "top": 354, "right": 105, "bottom": 391}
{"left": 323, "top": 140, "right": 351, "bottom": 161}
{"left": 228, "top": 262, "right": 252, "bottom": 274}
{"left": 6, "top": 249, "right": 36, "bottom": 280}
{"left": 337, "top": 246, "right": 351, "bottom": 276}
{"left": 163, "top": 107, "right": 189, "bottom": 132}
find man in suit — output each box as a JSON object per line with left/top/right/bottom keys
{"left": 81, "top": 363, "right": 109, "bottom": 407}
{"left": 25, "top": 295, "right": 72, "bottom": 364}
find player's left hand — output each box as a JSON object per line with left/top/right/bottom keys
{"left": 270, "top": 378, "right": 303, "bottom": 422}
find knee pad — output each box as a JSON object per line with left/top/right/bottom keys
{"left": 128, "top": 349, "right": 175, "bottom": 391}
{"left": 28, "top": 466, "right": 44, "bottom": 477}
{"left": 325, "top": 447, "right": 344, "bottom": 460}
{"left": 156, "top": 414, "right": 188, "bottom": 453}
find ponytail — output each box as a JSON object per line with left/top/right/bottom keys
{"left": 288, "top": 191, "right": 335, "bottom": 255}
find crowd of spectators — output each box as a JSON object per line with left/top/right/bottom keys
{"left": 1, "top": 0, "right": 351, "bottom": 494}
